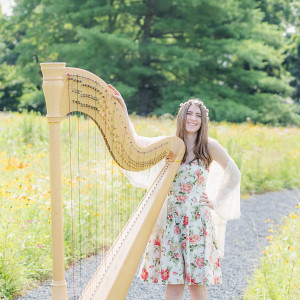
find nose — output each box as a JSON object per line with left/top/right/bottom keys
{"left": 189, "top": 114, "right": 197, "bottom": 121}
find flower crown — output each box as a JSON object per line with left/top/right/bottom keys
{"left": 179, "top": 99, "right": 209, "bottom": 118}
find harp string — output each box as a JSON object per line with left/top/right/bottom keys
{"left": 68, "top": 74, "right": 76, "bottom": 299}
{"left": 93, "top": 87, "right": 99, "bottom": 273}
{"left": 104, "top": 88, "right": 107, "bottom": 270}
{"left": 87, "top": 79, "right": 92, "bottom": 282}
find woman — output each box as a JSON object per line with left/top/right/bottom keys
{"left": 108, "top": 85, "right": 241, "bottom": 300}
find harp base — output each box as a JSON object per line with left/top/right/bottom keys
{"left": 51, "top": 280, "right": 68, "bottom": 300}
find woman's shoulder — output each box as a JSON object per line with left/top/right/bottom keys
{"left": 207, "top": 137, "right": 221, "bottom": 149}
{"left": 208, "top": 137, "right": 216, "bottom": 144}
{"left": 207, "top": 137, "right": 228, "bottom": 152}
{"left": 207, "top": 137, "right": 229, "bottom": 168}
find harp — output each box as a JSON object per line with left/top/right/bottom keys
{"left": 41, "top": 62, "right": 185, "bottom": 299}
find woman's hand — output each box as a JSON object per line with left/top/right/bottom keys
{"left": 199, "top": 192, "right": 214, "bottom": 210}
{"left": 107, "top": 84, "right": 127, "bottom": 111}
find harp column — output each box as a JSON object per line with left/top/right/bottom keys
{"left": 41, "top": 63, "right": 68, "bottom": 300}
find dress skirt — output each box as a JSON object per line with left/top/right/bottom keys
{"left": 139, "top": 160, "right": 222, "bottom": 285}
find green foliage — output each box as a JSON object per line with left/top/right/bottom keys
{"left": 258, "top": 0, "right": 300, "bottom": 103}
{"left": 18, "top": 86, "right": 45, "bottom": 113}
{"left": 0, "top": 63, "right": 24, "bottom": 111}
{"left": 0, "top": 0, "right": 299, "bottom": 125}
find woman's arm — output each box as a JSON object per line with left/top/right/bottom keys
{"left": 107, "top": 84, "right": 167, "bottom": 189}
{"left": 108, "top": 84, "right": 129, "bottom": 121}
{"left": 208, "top": 138, "right": 230, "bottom": 169}
{"left": 108, "top": 84, "right": 165, "bottom": 148}
{"left": 207, "top": 138, "right": 241, "bottom": 219}
{"left": 198, "top": 139, "right": 230, "bottom": 210}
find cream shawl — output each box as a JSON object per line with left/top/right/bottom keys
{"left": 124, "top": 119, "right": 241, "bottom": 257}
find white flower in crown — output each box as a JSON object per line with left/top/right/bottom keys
{"left": 192, "top": 99, "right": 203, "bottom": 106}
{"left": 179, "top": 99, "right": 209, "bottom": 118}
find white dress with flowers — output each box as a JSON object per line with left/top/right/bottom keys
{"left": 139, "top": 159, "right": 222, "bottom": 285}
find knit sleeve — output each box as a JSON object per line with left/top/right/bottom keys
{"left": 122, "top": 118, "right": 166, "bottom": 189}
{"left": 206, "top": 157, "right": 241, "bottom": 257}
{"left": 213, "top": 157, "right": 241, "bottom": 220}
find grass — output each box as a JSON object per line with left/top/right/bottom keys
{"left": 0, "top": 111, "right": 299, "bottom": 298}
{"left": 243, "top": 210, "right": 299, "bottom": 300}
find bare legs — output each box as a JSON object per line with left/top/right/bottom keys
{"left": 165, "top": 284, "right": 207, "bottom": 300}
{"left": 188, "top": 285, "right": 208, "bottom": 300}
{"left": 165, "top": 284, "right": 184, "bottom": 300}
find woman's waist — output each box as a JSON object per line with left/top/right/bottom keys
{"left": 169, "top": 190, "right": 207, "bottom": 204}
{"left": 169, "top": 185, "right": 206, "bottom": 196}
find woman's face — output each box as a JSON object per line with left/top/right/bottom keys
{"left": 185, "top": 104, "right": 202, "bottom": 134}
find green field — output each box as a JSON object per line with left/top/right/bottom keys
{"left": 0, "top": 111, "right": 299, "bottom": 299}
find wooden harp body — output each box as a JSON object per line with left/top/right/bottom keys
{"left": 41, "top": 62, "right": 185, "bottom": 299}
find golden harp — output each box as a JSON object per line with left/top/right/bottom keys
{"left": 41, "top": 62, "right": 185, "bottom": 300}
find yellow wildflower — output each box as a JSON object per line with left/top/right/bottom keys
{"left": 281, "top": 226, "right": 287, "bottom": 231}
{"left": 290, "top": 213, "right": 298, "bottom": 219}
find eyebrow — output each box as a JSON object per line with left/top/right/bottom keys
{"left": 187, "top": 110, "right": 201, "bottom": 115}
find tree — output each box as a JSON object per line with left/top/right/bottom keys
{"left": 256, "top": 0, "right": 300, "bottom": 121}
{"left": 154, "top": 0, "right": 299, "bottom": 125}
{"left": 1, "top": 0, "right": 299, "bottom": 125}
{"left": 0, "top": 8, "right": 24, "bottom": 111}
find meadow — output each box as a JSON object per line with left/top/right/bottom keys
{"left": 0, "top": 111, "right": 299, "bottom": 299}
{"left": 243, "top": 211, "right": 299, "bottom": 299}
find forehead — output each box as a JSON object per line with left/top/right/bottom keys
{"left": 187, "top": 104, "right": 201, "bottom": 114}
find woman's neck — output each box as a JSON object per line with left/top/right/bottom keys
{"left": 185, "top": 133, "right": 197, "bottom": 153}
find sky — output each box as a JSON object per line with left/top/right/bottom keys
{"left": 0, "top": 0, "right": 15, "bottom": 16}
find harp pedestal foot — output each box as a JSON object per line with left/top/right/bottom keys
{"left": 51, "top": 280, "right": 68, "bottom": 300}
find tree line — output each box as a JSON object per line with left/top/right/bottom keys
{"left": 0, "top": 0, "right": 299, "bottom": 125}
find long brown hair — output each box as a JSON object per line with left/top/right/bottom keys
{"left": 175, "top": 99, "right": 212, "bottom": 169}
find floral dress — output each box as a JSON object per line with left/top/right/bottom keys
{"left": 139, "top": 159, "right": 222, "bottom": 285}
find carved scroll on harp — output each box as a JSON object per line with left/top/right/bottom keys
{"left": 41, "top": 62, "right": 185, "bottom": 300}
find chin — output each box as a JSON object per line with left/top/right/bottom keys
{"left": 185, "top": 128, "right": 200, "bottom": 134}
